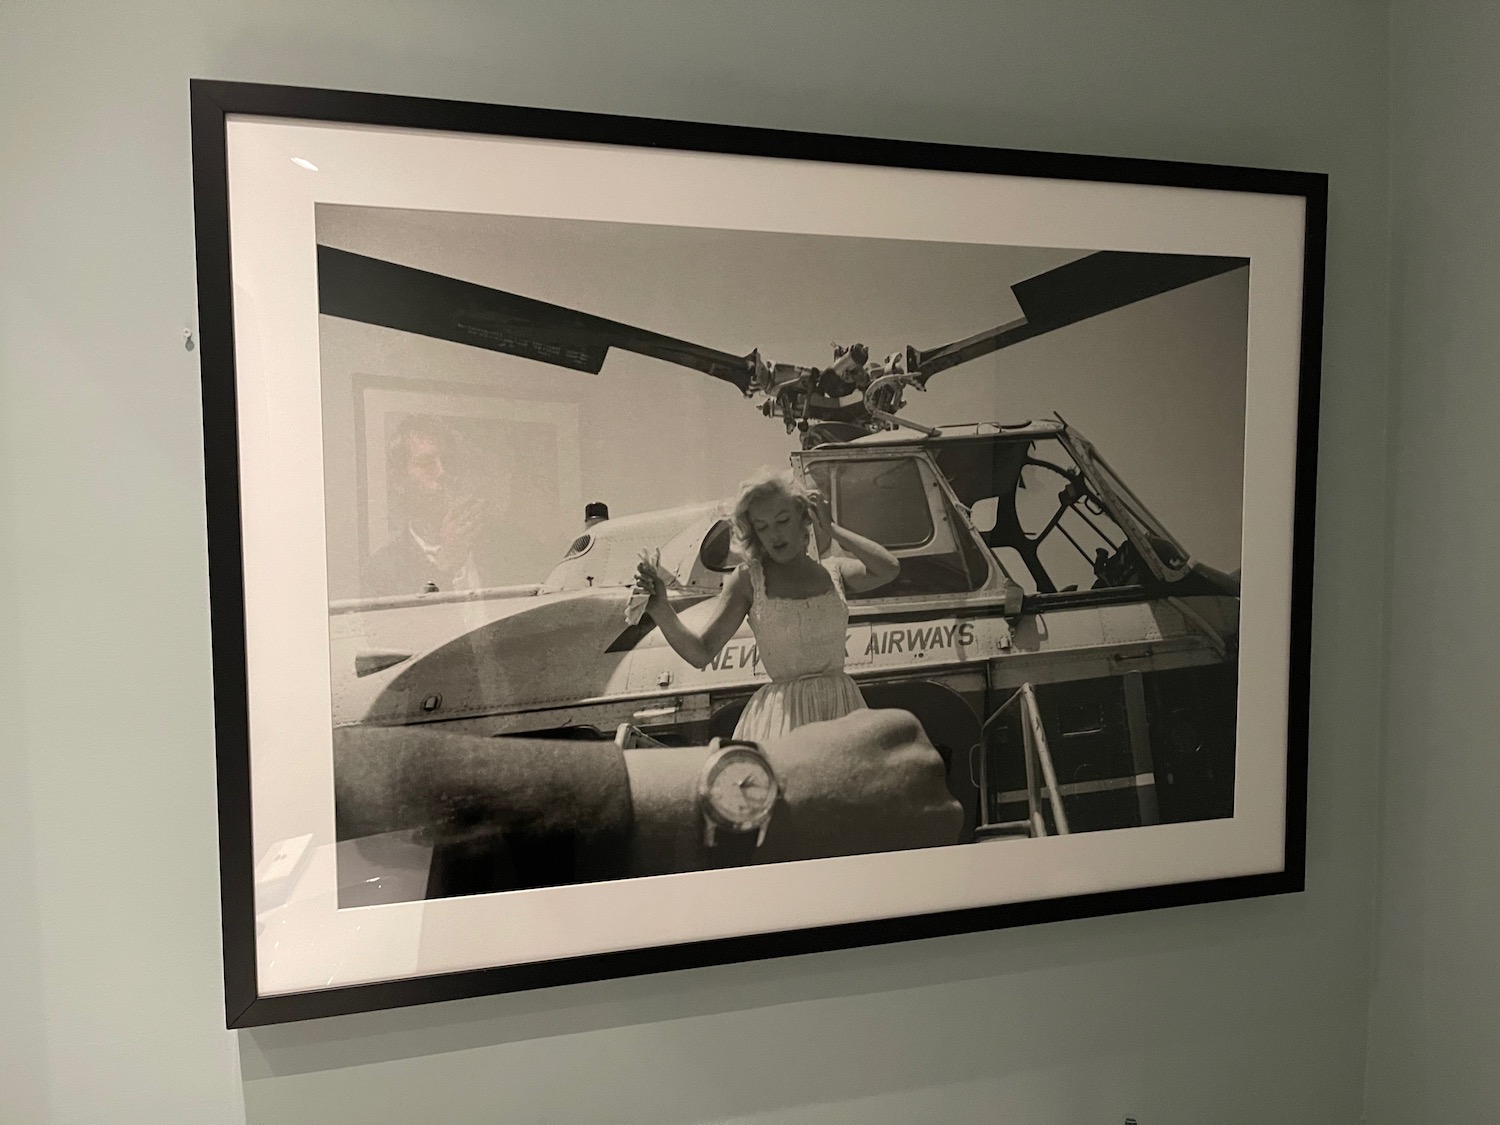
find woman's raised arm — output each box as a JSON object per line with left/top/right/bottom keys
{"left": 634, "top": 561, "right": 753, "bottom": 669}
{"left": 810, "top": 493, "right": 900, "bottom": 593}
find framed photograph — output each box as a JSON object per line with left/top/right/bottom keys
{"left": 191, "top": 79, "right": 1325, "bottom": 1027}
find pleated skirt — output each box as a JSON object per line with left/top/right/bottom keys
{"left": 732, "top": 671, "right": 866, "bottom": 741}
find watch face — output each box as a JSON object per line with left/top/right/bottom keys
{"left": 703, "top": 746, "right": 779, "bottom": 832}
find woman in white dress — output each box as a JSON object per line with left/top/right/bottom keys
{"left": 633, "top": 470, "right": 900, "bottom": 740}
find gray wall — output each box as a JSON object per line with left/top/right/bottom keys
{"left": 1364, "top": 1, "right": 1500, "bottom": 1121}
{"left": 1, "top": 2, "right": 1392, "bottom": 1123}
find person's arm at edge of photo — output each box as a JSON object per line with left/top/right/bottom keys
{"left": 333, "top": 709, "right": 964, "bottom": 886}
{"left": 333, "top": 726, "right": 635, "bottom": 884}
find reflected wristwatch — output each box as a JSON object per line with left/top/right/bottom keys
{"left": 697, "top": 738, "right": 783, "bottom": 867}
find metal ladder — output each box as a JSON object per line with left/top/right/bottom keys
{"left": 973, "top": 682, "right": 1073, "bottom": 840}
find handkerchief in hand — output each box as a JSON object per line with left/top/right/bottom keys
{"left": 625, "top": 548, "right": 679, "bottom": 625}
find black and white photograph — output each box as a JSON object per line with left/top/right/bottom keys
{"left": 318, "top": 208, "right": 1251, "bottom": 903}
{"left": 193, "top": 83, "right": 1320, "bottom": 1024}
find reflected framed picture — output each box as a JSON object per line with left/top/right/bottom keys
{"left": 345, "top": 376, "right": 582, "bottom": 601}
{"left": 191, "top": 79, "right": 1325, "bottom": 1027}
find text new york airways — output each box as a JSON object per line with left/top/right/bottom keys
{"left": 707, "top": 621, "right": 977, "bottom": 673}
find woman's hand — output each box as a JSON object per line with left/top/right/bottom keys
{"left": 809, "top": 489, "right": 834, "bottom": 556}
{"left": 631, "top": 561, "right": 752, "bottom": 670}
{"left": 633, "top": 556, "right": 670, "bottom": 613}
{"left": 817, "top": 506, "right": 901, "bottom": 592}
{"left": 434, "top": 493, "right": 485, "bottom": 573}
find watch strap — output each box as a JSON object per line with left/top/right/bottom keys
{"left": 704, "top": 824, "right": 761, "bottom": 868}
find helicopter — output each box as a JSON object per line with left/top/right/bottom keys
{"left": 320, "top": 239, "right": 1247, "bottom": 851}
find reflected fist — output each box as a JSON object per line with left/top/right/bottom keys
{"left": 755, "top": 708, "right": 964, "bottom": 862}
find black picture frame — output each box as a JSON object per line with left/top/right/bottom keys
{"left": 191, "top": 79, "right": 1324, "bottom": 1028}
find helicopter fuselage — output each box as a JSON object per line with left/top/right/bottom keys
{"left": 330, "top": 420, "right": 1239, "bottom": 840}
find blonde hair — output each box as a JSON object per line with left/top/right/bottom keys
{"left": 730, "top": 469, "right": 817, "bottom": 564}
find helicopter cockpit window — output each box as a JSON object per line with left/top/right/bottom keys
{"left": 928, "top": 436, "right": 1125, "bottom": 596}
{"left": 1012, "top": 456, "right": 1125, "bottom": 592}
{"left": 964, "top": 493, "right": 1042, "bottom": 593}
{"left": 1068, "top": 439, "right": 1191, "bottom": 573}
{"left": 1009, "top": 439, "right": 1153, "bottom": 594}
{"left": 819, "top": 458, "right": 933, "bottom": 549}
{"left": 810, "top": 456, "right": 991, "bottom": 598}
{"left": 698, "top": 519, "right": 735, "bottom": 573}
{"left": 929, "top": 434, "right": 1168, "bottom": 596}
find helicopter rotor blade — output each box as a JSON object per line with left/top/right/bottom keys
{"left": 913, "top": 250, "right": 1249, "bottom": 381}
{"left": 317, "top": 247, "right": 756, "bottom": 392}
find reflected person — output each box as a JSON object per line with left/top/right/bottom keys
{"left": 363, "top": 415, "right": 492, "bottom": 597}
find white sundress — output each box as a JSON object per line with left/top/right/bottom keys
{"left": 733, "top": 556, "right": 866, "bottom": 741}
